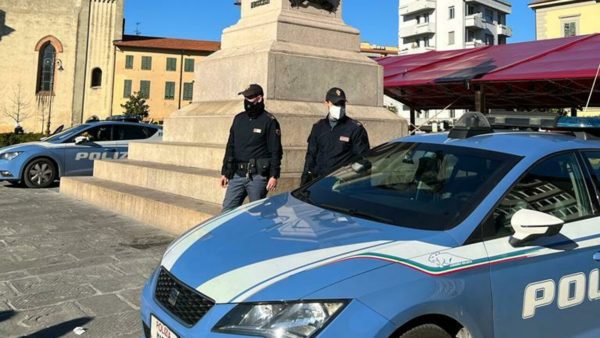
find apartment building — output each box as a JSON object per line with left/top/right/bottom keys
{"left": 399, "top": 0, "right": 512, "bottom": 55}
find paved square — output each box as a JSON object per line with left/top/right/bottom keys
{"left": 0, "top": 182, "right": 175, "bottom": 337}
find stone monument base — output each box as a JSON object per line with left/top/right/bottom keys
{"left": 61, "top": 100, "right": 405, "bottom": 234}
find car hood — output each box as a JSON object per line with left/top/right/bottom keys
{"left": 0, "top": 142, "right": 50, "bottom": 153}
{"left": 162, "top": 193, "right": 458, "bottom": 304}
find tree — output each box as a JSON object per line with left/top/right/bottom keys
{"left": 1, "top": 84, "right": 32, "bottom": 126}
{"left": 121, "top": 91, "right": 150, "bottom": 119}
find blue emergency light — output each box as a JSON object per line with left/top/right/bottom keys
{"left": 555, "top": 116, "right": 600, "bottom": 129}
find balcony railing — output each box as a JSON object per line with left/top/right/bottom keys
{"left": 399, "top": 22, "right": 436, "bottom": 38}
{"left": 399, "top": 0, "right": 437, "bottom": 16}
{"left": 465, "top": 13, "right": 485, "bottom": 29}
{"left": 465, "top": 39, "right": 485, "bottom": 48}
{"left": 497, "top": 24, "right": 512, "bottom": 36}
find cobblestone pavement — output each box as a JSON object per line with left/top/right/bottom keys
{"left": 0, "top": 182, "right": 175, "bottom": 338}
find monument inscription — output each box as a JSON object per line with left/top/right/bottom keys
{"left": 251, "top": 0, "right": 270, "bottom": 8}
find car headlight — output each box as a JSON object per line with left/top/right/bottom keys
{"left": 0, "top": 151, "right": 23, "bottom": 161}
{"left": 213, "top": 300, "right": 348, "bottom": 338}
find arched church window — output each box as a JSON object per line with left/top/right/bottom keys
{"left": 37, "top": 43, "right": 56, "bottom": 93}
{"left": 91, "top": 68, "right": 103, "bottom": 87}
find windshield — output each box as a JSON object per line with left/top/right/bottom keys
{"left": 293, "top": 142, "right": 520, "bottom": 231}
{"left": 44, "top": 124, "right": 89, "bottom": 143}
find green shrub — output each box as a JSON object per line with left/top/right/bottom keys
{"left": 0, "top": 133, "right": 45, "bottom": 148}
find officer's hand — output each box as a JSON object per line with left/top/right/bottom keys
{"left": 267, "top": 177, "right": 278, "bottom": 192}
{"left": 220, "top": 176, "right": 229, "bottom": 188}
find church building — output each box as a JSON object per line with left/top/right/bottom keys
{"left": 0, "top": 0, "right": 123, "bottom": 133}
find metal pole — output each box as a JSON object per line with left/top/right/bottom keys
{"left": 46, "top": 55, "right": 56, "bottom": 135}
{"left": 584, "top": 63, "right": 600, "bottom": 113}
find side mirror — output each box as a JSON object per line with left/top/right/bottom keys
{"left": 509, "top": 209, "right": 564, "bottom": 247}
{"left": 74, "top": 136, "right": 91, "bottom": 145}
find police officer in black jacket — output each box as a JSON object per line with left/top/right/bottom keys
{"left": 221, "top": 84, "right": 283, "bottom": 212}
{"left": 301, "top": 87, "right": 370, "bottom": 185}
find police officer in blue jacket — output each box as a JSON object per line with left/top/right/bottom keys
{"left": 301, "top": 87, "right": 370, "bottom": 185}
{"left": 221, "top": 84, "right": 283, "bottom": 212}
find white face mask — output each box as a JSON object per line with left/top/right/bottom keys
{"left": 329, "top": 105, "right": 344, "bottom": 121}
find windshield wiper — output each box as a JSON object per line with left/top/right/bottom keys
{"left": 318, "top": 204, "right": 394, "bottom": 224}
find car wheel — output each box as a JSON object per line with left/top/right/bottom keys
{"left": 398, "top": 324, "right": 452, "bottom": 338}
{"left": 23, "top": 158, "right": 57, "bottom": 188}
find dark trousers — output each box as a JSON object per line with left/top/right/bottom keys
{"left": 222, "top": 174, "right": 268, "bottom": 213}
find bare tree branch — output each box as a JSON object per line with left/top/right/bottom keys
{"left": 1, "top": 83, "right": 32, "bottom": 125}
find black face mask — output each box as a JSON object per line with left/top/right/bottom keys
{"left": 244, "top": 99, "right": 265, "bottom": 117}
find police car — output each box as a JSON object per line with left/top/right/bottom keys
{"left": 141, "top": 113, "right": 600, "bottom": 338}
{"left": 0, "top": 120, "right": 161, "bottom": 188}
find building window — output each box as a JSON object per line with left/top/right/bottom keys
{"left": 37, "top": 43, "right": 56, "bottom": 93}
{"left": 123, "top": 80, "right": 132, "bottom": 98}
{"left": 164, "top": 81, "right": 176, "bottom": 100}
{"left": 141, "top": 56, "right": 152, "bottom": 70}
{"left": 467, "top": 5, "right": 476, "bottom": 15}
{"left": 125, "top": 55, "right": 134, "bottom": 69}
{"left": 499, "top": 36, "right": 507, "bottom": 45}
{"left": 416, "top": 15, "right": 421, "bottom": 24}
{"left": 467, "top": 30, "right": 476, "bottom": 42}
{"left": 563, "top": 21, "right": 577, "bottom": 37}
{"left": 183, "top": 82, "right": 194, "bottom": 101}
{"left": 448, "top": 31, "right": 455, "bottom": 45}
{"left": 140, "top": 80, "right": 151, "bottom": 98}
{"left": 184, "top": 58, "right": 195, "bottom": 72}
{"left": 485, "top": 34, "right": 494, "bottom": 45}
{"left": 424, "top": 38, "right": 430, "bottom": 47}
{"left": 166, "top": 57, "right": 177, "bottom": 71}
{"left": 499, "top": 14, "right": 506, "bottom": 25}
{"left": 91, "top": 68, "right": 102, "bottom": 87}
{"left": 423, "top": 14, "right": 429, "bottom": 23}
{"left": 485, "top": 8, "right": 494, "bottom": 22}
{"left": 449, "top": 6, "right": 455, "bottom": 19}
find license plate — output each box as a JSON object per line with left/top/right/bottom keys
{"left": 151, "top": 315, "right": 179, "bottom": 338}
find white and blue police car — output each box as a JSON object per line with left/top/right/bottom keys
{"left": 0, "top": 120, "right": 161, "bottom": 188}
{"left": 142, "top": 113, "right": 600, "bottom": 338}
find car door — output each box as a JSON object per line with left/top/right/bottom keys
{"left": 63, "top": 124, "right": 120, "bottom": 176}
{"left": 481, "top": 152, "right": 600, "bottom": 338}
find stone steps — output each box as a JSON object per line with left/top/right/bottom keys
{"left": 93, "top": 159, "right": 301, "bottom": 206}
{"left": 128, "top": 141, "right": 307, "bottom": 173}
{"left": 60, "top": 177, "right": 221, "bottom": 234}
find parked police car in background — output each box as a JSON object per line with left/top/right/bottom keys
{"left": 0, "top": 120, "right": 161, "bottom": 188}
{"left": 142, "top": 113, "right": 599, "bottom": 338}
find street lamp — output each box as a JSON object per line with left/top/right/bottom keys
{"left": 45, "top": 58, "right": 64, "bottom": 135}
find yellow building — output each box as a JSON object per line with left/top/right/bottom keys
{"left": 530, "top": 0, "right": 600, "bottom": 39}
{"left": 112, "top": 36, "right": 220, "bottom": 122}
{"left": 0, "top": 0, "right": 123, "bottom": 133}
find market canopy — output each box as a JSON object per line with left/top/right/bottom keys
{"left": 380, "top": 34, "right": 600, "bottom": 111}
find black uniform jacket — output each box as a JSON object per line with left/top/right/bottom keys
{"left": 221, "top": 109, "right": 283, "bottom": 178}
{"left": 302, "top": 115, "right": 370, "bottom": 181}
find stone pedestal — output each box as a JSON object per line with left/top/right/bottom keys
{"left": 61, "top": 0, "right": 407, "bottom": 233}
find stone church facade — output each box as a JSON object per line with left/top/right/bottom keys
{"left": 0, "top": 0, "right": 123, "bottom": 133}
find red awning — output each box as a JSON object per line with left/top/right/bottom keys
{"left": 380, "top": 34, "right": 600, "bottom": 110}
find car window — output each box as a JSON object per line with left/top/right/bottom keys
{"left": 67, "top": 125, "right": 113, "bottom": 143}
{"left": 486, "top": 153, "right": 593, "bottom": 238}
{"left": 293, "top": 142, "right": 520, "bottom": 231}
{"left": 583, "top": 151, "right": 600, "bottom": 187}
{"left": 113, "top": 125, "right": 156, "bottom": 140}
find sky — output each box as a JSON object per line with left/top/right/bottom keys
{"left": 124, "top": 1, "right": 536, "bottom": 46}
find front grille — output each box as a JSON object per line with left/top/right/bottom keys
{"left": 155, "top": 267, "right": 215, "bottom": 326}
